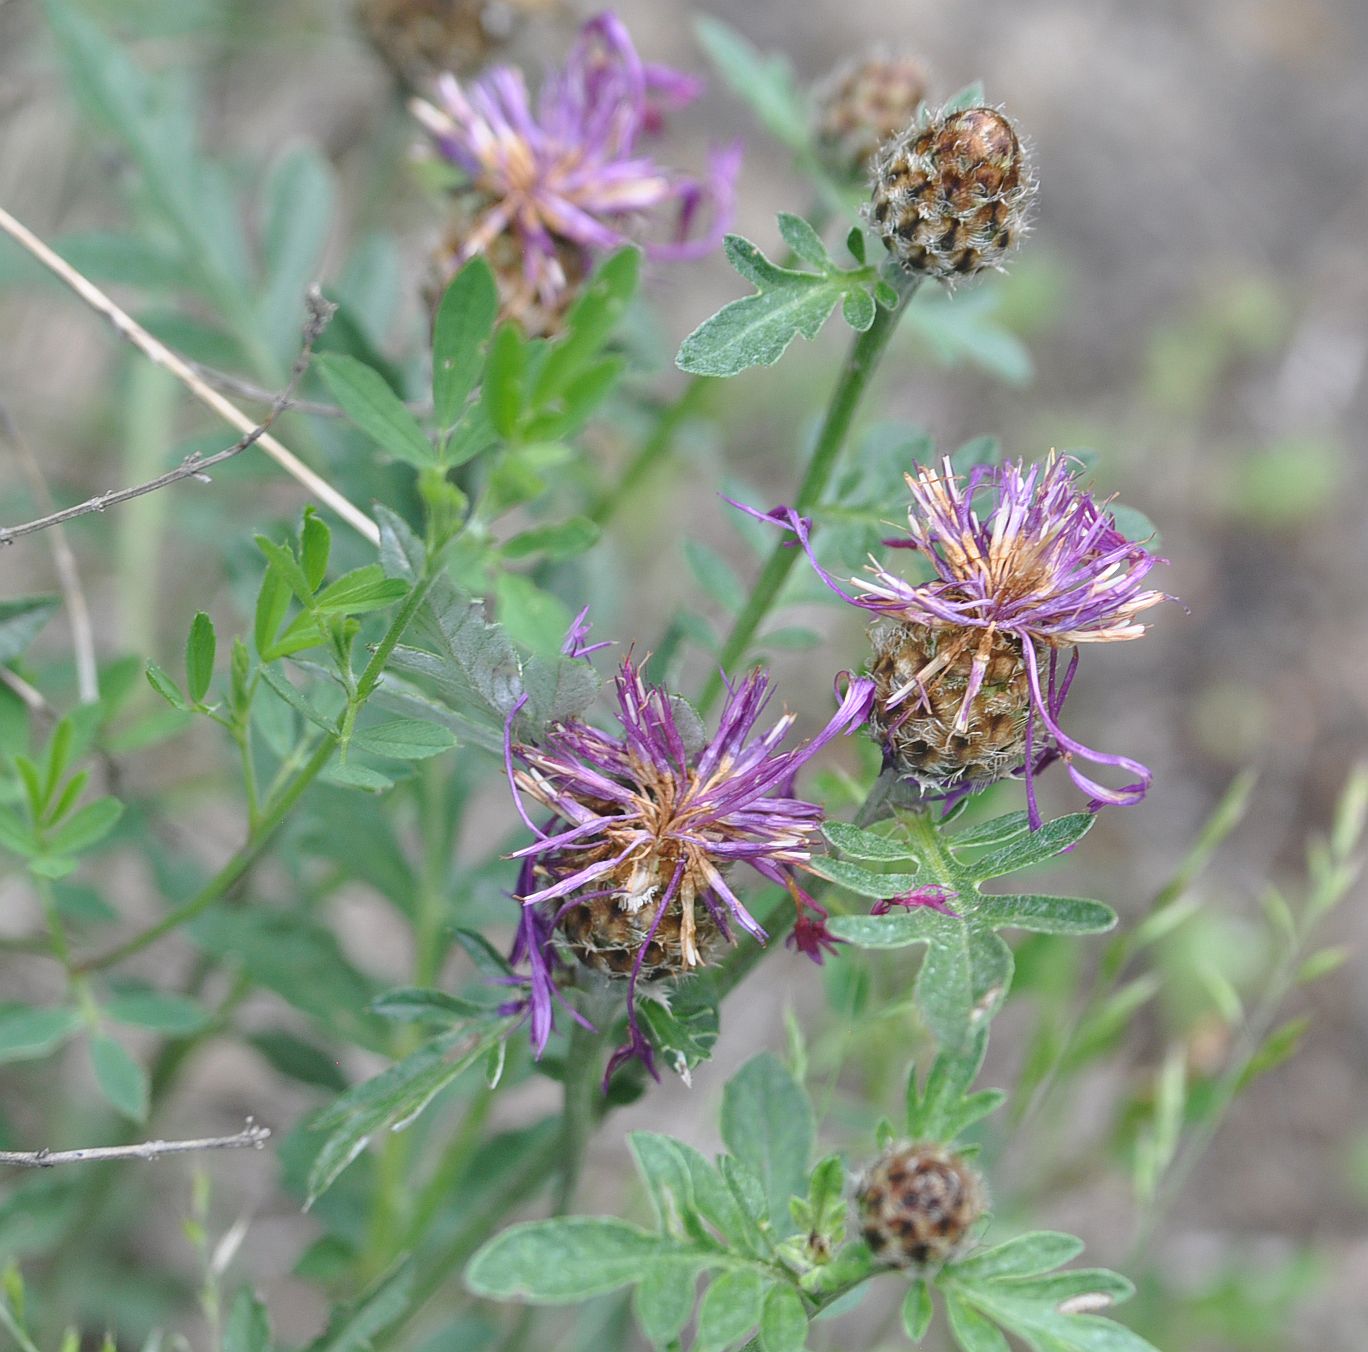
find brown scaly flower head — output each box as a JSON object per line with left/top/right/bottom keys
{"left": 411, "top": 12, "right": 738, "bottom": 337}
{"left": 357, "top": 0, "right": 561, "bottom": 87}
{"left": 869, "top": 103, "right": 1035, "bottom": 281}
{"left": 503, "top": 653, "right": 873, "bottom": 1075}
{"left": 812, "top": 48, "right": 932, "bottom": 182}
{"left": 742, "top": 454, "right": 1172, "bottom": 827}
{"left": 857, "top": 1142, "right": 986, "bottom": 1268}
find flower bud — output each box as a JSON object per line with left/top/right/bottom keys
{"left": 869, "top": 618, "right": 1034, "bottom": 791}
{"left": 357, "top": 0, "right": 557, "bottom": 84}
{"left": 813, "top": 50, "right": 931, "bottom": 180}
{"left": 869, "top": 105, "right": 1034, "bottom": 280}
{"left": 857, "top": 1142, "right": 985, "bottom": 1267}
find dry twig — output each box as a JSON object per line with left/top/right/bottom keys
{"left": 0, "top": 291, "right": 335, "bottom": 546}
{"left": 0, "top": 204, "right": 379, "bottom": 544}
{"left": 0, "top": 1117, "right": 270, "bottom": 1168}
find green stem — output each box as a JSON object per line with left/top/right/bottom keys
{"left": 589, "top": 377, "right": 713, "bottom": 528}
{"left": 75, "top": 735, "right": 334, "bottom": 973}
{"left": 698, "top": 284, "right": 916, "bottom": 713}
{"left": 553, "top": 1017, "right": 609, "bottom": 1215}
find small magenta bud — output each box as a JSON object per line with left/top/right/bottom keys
{"left": 869, "top": 105, "right": 1035, "bottom": 280}
{"left": 813, "top": 50, "right": 932, "bottom": 180}
{"left": 869, "top": 618, "right": 1034, "bottom": 792}
{"left": 857, "top": 1142, "right": 985, "bottom": 1268}
{"left": 357, "top": 0, "right": 557, "bottom": 83}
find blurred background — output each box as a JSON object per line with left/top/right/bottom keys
{"left": 0, "top": 0, "right": 1366, "bottom": 1348}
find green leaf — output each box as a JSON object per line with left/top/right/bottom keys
{"left": 951, "top": 811, "right": 1030, "bottom": 849}
{"left": 721, "top": 1054, "right": 813, "bottom": 1231}
{"left": 256, "top": 536, "right": 316, "bottom": 607}
{"left": 501, "top": 517, "right": 601, "bottom": 562}
{"left": 466, "top": 1219, "right": 716, "bottom": 1303}
{"left": 249, "top": 1030, "right": 348, "bottom": 1092}
{"left": 821, "top": 821, "right": 920, "bottom": 865}
{"left": 482, "top": 324, "right": 527, "bottom": 439}
{"left": 104, "top": 989, "right": 210, "bottom": 1035}
{"left": 759, "top": 1285, "right": 808, "bottom": 1352}
{"left": 224, "top": 1288, "right": 273, "bottom": 1352}
{"left": 695, "top": 1269, "right": 764, "bottom": 1352}
{"left": 0, "top": 597, "right": 58, "bottom": 664}
{"left": 952, "top": 1233, "right": 1086, "bottom": 1282}
{"left": 634, "top": 1264, "right": 698, "bottom": 1346}
{"left": 969, "top": 894, "right": 1116, "bottom": 935}
{"left": 637, "top": 989, "right": 719, "bottom": 1083}
{"left": 776, "top": 213, "right": 830, "bottom": 268}
{"left": 693, "top": 16, "right": 810, "bottom": 152}
{"left": 311, "top": 563, "right": 410, "bottom": 615}
{"left": 300, "top": 510, "right": 331, "bottom": 591}
{"left": 945, "top": 1293, "right": 1011, "bottom": 1352}
{"left": 532, "top": 247, "right": 638, "bottom": 407}
{"left": 89, "top": 1034, "right": 148, "bottom": 1121}
{"left": 906, "top": 1027, "right": 1001, "bottom": 1142}
{"left": 841, "top": 287, "right": 876, "bottom": 332}
{"left": 184, "top": 612, "right": 216, "bottom": 704}
{"left": 806, "top": 858, "right": 920, "bottom": 899}
{"left": 306, "top": 1022, "right": 510, "bottom": 1204}
{"left": 144, "top": 662, "right": 188, "bottom": 711}
{"left": 433, "top": 256, "right": 498, "bottom": 428}
{"left": 254, "top": 566, "right": 292, "bottom": 658}
{"left": 315, "top": 353, "right": 435, "bottom": 468}
{"left": 1236, "top": 1016, "right": 1310, "bottom": 1091}
{"left": 972, "top": 814, "right": 1096, "bottom": 880}
{"left": 369, "top": 988, "right": 488, "bottom": 1024}
{"left": 351, "top": 718, "right": 456, "bottom": 761}
{"left": 494, "top": 573, "right": 572, "bottom": 657}
{"left": 44, "top": 798, "right": 123, "bottom": 856}
{"left": 902, "top": 1279, "right": 934, "bottom": 1342}
{"left": 677, "top": 237, "right": 847, "bottom": 378}
{"left": 0, "top": 1006, "right": 82, "bottom": 1063}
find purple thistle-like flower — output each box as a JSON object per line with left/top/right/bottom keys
{"left": 412, "top": 11, "right": 737, "bottom": 328}
{"left": 746, "top": 453, "right": 1174, "bottom": 825}
{"left": 506, "top": 656, "right": 874, "bottom": 1076}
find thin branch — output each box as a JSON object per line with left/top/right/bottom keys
{"left": 0, "top": 205, "right": 380, "bottom": 545}
{"left": 0, "top": 1117, "right": 270, "bottom": 1168}
{"left": 0, "top": 409, "right": 100, "bottom": 702}
{"left": 0, "top": 290, "right": 333, "bottom": 547}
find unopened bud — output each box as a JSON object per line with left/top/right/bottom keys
{"left": 357, "top": 0, "right": 559, "bottom": 84}
{"left": 869, "top": 105, "right": 1035, "bottom": 280}
{"left": 813, "top": 51, "right": 931, "bottom": 180}
{"left": 857, "top": 1142, "right": 985, "bottom": 1267}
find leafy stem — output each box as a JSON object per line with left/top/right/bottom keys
{"left": 698, "top": 279, "right": 916, "bottom": 712}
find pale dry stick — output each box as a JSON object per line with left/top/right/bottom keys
{"left": 0, "top": 205, "right": 380, "bottom": 546}
{"left": 0, "top": 291, "right": 333, "bottom": 546}
{"left": 0, "top": 408, "right": 99, "bottom": 702}
{"left": 0, "top": 1117, "right": 270, "bottom": 1168}
{"left": 0, "top": 667, "right": 54, "bottom": 717}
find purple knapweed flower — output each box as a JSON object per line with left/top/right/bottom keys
{"left": 411, "top": 11, "right": 738, "bottom": 332}
{"left": 747, "top": 454, "right": 1173, "bottom": 827}
{"left": 505, "top": 656, "right": 874, "bottom": 1077}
